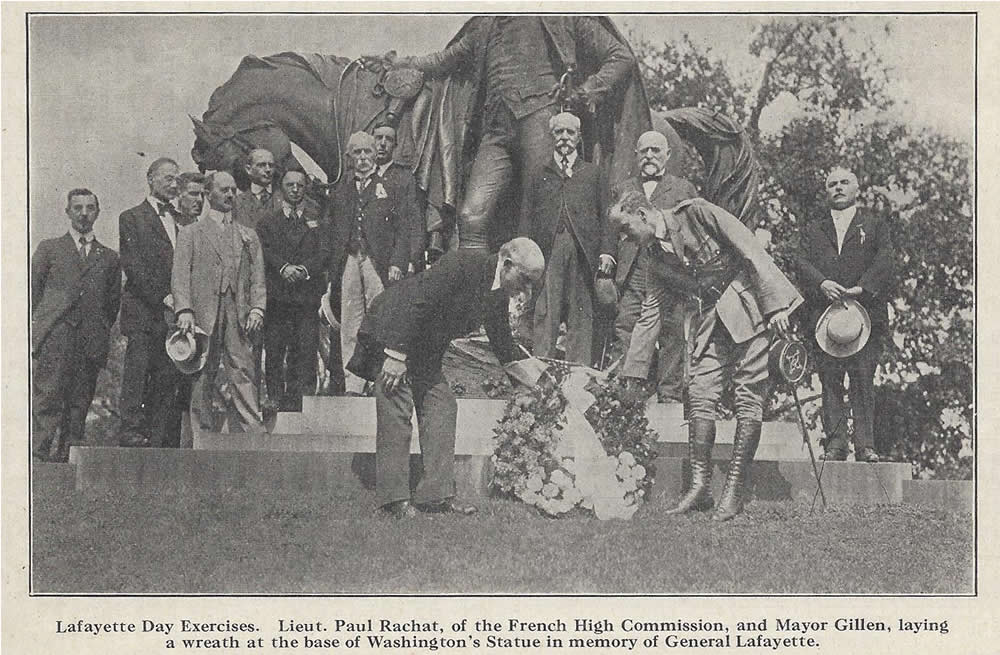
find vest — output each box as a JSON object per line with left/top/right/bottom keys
{"left": 220, "top": 221, "right": 240, "bottom": 294}
{"left": 485, "top": 17, "right": 559, "bottom": 119}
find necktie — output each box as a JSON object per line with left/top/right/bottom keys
{"left": 642, "top": 174, "right": 663, "bottom": 183}
{"left": 78, "top": 236, "right": 88, "bottom": 260}
{"left": 258, "top": 189, "right": 271, "bottom": 206}
{"left": 561, "top": 156, "right": 571, "bottom": 177}
{"left": 158, "top": 202, "right": 172, "bottom": 217}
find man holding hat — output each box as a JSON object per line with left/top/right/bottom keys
{"left": 171, "top": 170, "right": 267, "bottom": 436}
{"left": 519, "top": 111, "right": 614, "bottom": 365}
{"left": 797, "top": 167, "right": 896, "bottom": 462}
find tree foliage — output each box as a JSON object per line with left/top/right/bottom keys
{"left": 634, "top": 17, "right": 973, "bottom": 478}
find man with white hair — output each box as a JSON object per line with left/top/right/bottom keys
{"left": 610, "top": 130, "right": 698, "bottom": 402}
{"left": 350, "top": 238, "right": 546, "bottom": 518}
{"left": 519, "top": 111, "right": 614, "bottom": 365}
{"left": 327, "top": 131, "right": 419, "bottom": 395}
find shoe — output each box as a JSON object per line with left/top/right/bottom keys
{"left": 415, "top": 499, "right": 479, "bottom": 515}
{"left": 819, "top": 448, "right": 848, "bottom": 461}
{"left": 666, "top": 418, "right": 716, "bottom": 515}
{"left": 379, "top": 500, "right": 417, "bottom": 519}
{"left": 713, "top": 419, "right": 762, "bottom": 522}
{"left": 855, "top": 447, "right": 880, "bottom": 463}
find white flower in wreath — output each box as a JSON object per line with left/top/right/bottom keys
{"left": 618, "top": 451, "right": 636, "bottom": 467}
{"left": 542, "top": 483, "right": 560, "bottom": 499}
{"left": 525, "top": 475, "right": 544, "bottom": 492}
{"left": 633, "top": 464, "right": 646, "bottom": 479}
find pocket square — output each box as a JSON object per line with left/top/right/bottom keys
{"left": 375, "top": 183, "right": 388, "bottom": 199}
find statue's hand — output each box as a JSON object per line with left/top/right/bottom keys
{"left": 359, "top": 52, "right": 391, "bottom": 73}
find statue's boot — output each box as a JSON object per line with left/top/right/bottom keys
{"left": 712, "top": 419, "right": 762, "bottom": 522}
{"left": 666, "top": 418, "right": 716, "bottom": 514}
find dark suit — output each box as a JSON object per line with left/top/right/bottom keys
{"left": 233, "top": 186, "right": 281, "bottom": 230}
{"left": 797, "top": 207, "right": 895, "bottom": 453}
{"left": 32, "top": 233, "right": 121, "bottom": 460}
{"left": 520, "top": 155, "right": 612, "bottom": 364}
{"left": 256, "top": 204, "right": 331, "bottom": 410}
{"left": 118, "top": 199, "right": 186, "bottom": 446}
{"left": 328, "top": 165, "right": 421, "bottom": 393}
{"left": 612, "top": 175, "right": 698, "bottom": 400}
{"left": 358, "top": 249, "right": 519, "bottom": 507}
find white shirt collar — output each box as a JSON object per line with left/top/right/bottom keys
{"left": 68, "top": 226, "right": 95, "bottom": 244}
{"left": 250, "top": 182, "right": 272, "bottom": 196}
{"left": 147, "top": 195, "right": 175, "bottom": 214}
{"left": 282, "top": 200, "right": 302, "bottom": 218}
{"left": 553, "top": 150, "right": 578, "bottom": 171}
{"left": 490, "top": 256, "right": 504, "bottom": 292}
{"left": 830, "top": 205, "right": 857, "bottom": 223}
{"left": 207, "top": 208, "right": 232, "bottom": 226}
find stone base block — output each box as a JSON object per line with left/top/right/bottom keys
{"left": 902, "top": 479, "right": 974, "bottom": 513}
{"left": 70, "top": 447, "right": 910, "bottom": 508}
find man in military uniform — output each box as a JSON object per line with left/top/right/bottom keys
{"left": 611, "top": 193, "right": 802, "bottom": 521}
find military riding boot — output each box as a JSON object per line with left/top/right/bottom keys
{"left": 713, "top": 420, "right": 762, "bottom": 522}
{"left": 666, "top": 418, "right": 716, "bottom": 514}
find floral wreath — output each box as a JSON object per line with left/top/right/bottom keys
{"left": 490, "top": 364, "right": 659, "bottom": 519}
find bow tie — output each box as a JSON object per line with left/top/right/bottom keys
{"left": 157, "top": 202, "right": 173, "bottom": 217}
{"left": 641, "top": 175, "right": 663, "bottom": 183}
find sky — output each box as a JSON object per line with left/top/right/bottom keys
{"left": 26, "top": 12, "right": 975, "bottom": 249}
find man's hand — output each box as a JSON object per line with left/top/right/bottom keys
{"left": 842, "top": 285, "right": 863, "bottom": 297}
{"left": 380, "top": 356, "right": 408, "bottom": 394}
{"left": 598, "top": 254, "right": 615, "bottom": 276}
{"left": 176, "top": 311, "right": 195, "bottom": 333}
{"left": 820, "top": 279, "right": 847, "bottom": 301}
{"left": 246, "top": 310, "right": 263, "bottom": 335}
{"left": 388, "top": 265, "right": 403, "bottom": 282}
{"left": 768, "top": 309, "right": 791, "bottom": 336}
{"left": 163, "top": 293, "right": 174, "bottom": 311}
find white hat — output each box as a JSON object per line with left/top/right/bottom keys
{"left": 815, "top": 299, "right": 872, "bottom": 358}
{"left": 165, "top": 326, "right": 210, "bottom": 374}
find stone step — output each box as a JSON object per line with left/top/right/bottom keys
{"left": 70, "top": 447, "right": 909, "bottom": 507}
{"left": 257, "top": 397, "right": 809, "bottom": 459}
{"left": 901, "top": 479, "right": 974, "bottom": 513}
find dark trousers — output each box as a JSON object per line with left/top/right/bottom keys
{"left": 458, "top": 103, "right": 558, "bottom": 248}
{"left": 264, "top": 303, "right": 319, "bottom": 411}
{"left": 532, "top": 228, "right": 594, "bottom": 365}
{"left": 119, "top": 323, "right": 184, "bottom": 446}
{"left": 374, "top": 363, "right": 457, "bottom": 507}
{"left": 818, "top": 335, "right": 883, "bottom": 452}
{"left": 32, "top": 322, "right": 102, "bottom": 459}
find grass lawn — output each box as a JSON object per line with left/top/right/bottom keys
{"left": 30, "top": 463, "right": 973, "bottom": 595}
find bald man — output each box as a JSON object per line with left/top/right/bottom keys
{"left": 519, "top": 112, "right": 615, "bottom": 365}
{"left": 327, "top": 131, "right": 418, "bottom": 394}
{"left": 797, "top": 167, "right": 896, "bottom": 462}
{"left": 609, "top": 130, "right": 698, "bottom": 402}
{"left": 172, "top": 170, "right": 267, "bottom": 436}
{"left": 351, "top": 237, "right": 547, "bottom": 518}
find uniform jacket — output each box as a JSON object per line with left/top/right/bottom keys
{"left": 654, "top": 198, "right": 802, "bottom": 356}
{"left": 31, "top": 233, "right": 121, "bottom": 364}
{"left": 610, "top": 174, "right": 699, "bottom": 288}
{"left": 796, "top": 207, "right": 895, "bottom": 330}
{"left": 233, "top": 187, "right": 281, "bottom": 230}
{"left": 327, "top": 163, "right": 420, "bottom": 284}
{"left": 357, "top": 249, "right": 520, "bottom": 374}
{"left": 255, "top": 203, "right": 330, "bottom": 308}
{"left": 118, "top": 200, "right": 176, "bottom": 336}
{"left": 520, "top": 156, "right": 614, "bottom": 281}
{"left": 171, "top": 215, "right": 266, "bottom": 341}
